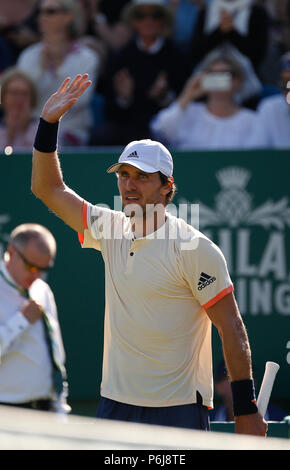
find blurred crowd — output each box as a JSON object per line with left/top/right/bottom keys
{"left": 0, "top": 0, "right": 290, "bottom": 151}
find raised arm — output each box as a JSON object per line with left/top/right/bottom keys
{"left": 31, "top": 74, "right": 92, "bottom": 234}
{"left": 206, "top": 292, "right": 268, "bottom": 436}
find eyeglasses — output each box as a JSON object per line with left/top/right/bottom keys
{"left": 133, "top": 9, "right": 165, "bottom": 21}
{"left": 13, "top": 246, "right": 53, "bottom": 273}
{"left": 39, "top": 7, "right": 66, "bottom": 15}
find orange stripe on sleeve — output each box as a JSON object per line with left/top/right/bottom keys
{"left": 202, "top": 285, "right": 234, "bottom": 310}
{"left": 78, "top": 232, "right": 84, "bottom": 244}
{"left": 82, "top": 201, "right": 88, "bottom": 229}
{"left": 78, "top": 201, "right": 88, "bottom": 244}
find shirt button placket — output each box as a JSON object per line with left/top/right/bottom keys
{"left": 125, "top": 241, "right": 135, "bottom": 274}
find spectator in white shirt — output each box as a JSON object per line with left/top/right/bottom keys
{"left": 0, "top": 223, "right": 69, "bottom": 413}
{"left": 16, "top": 0, "right": 100, "bottom": 146}
{"left": 150, "top": 52, "right": 259, "bottom": 150}
{"left": 249, "top": 52, "right": 290, "bottom": 149}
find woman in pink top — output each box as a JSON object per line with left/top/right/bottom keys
{"left": 0, "top": 67, "right": 38, "bottom": 152}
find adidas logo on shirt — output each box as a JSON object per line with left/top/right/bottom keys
{"left": 198, "top": 272, "right": 216, "bottom": 290}
{"left": 126, "top": 151, "right": 139, "bottom": 159}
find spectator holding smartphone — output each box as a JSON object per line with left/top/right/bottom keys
{"left": 150, "top": 51, "right": 259, "bottom": 150}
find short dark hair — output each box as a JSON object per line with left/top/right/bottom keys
{"left": 159, "top": 172, "right": 176, "bottom": 205}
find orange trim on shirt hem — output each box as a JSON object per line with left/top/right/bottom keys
{"left": 202, "top": 285, "right": 234, "bottom": 310}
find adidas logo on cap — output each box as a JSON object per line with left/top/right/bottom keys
{"left": 106, "top": 139, "right": 173, "bottom": 176}
{"left": 198, "top": 272, "right": 216, "bottom": 290}
{"left": 126, "top": 151, "right": 139, "bottom": 159}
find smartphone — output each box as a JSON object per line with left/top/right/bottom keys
{"left": 201, "top": 72, "right": 232, "bottom": 91}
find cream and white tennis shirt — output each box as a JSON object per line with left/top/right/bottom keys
{"left": 80, "top": 202, "right": 233, "bottom": 408}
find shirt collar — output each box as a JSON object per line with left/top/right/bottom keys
{"left": 136, "top": 36, "right": 164, "bottom": 54}
{"left": 1, "top": 259, "right": 15, "bottom": 283}
{"left": 131, "top": 212, "right": 171, "bottom": 241}
{"left": 0, "top": 258, "right": 25, "bottom": 292}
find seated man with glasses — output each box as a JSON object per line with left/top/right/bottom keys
{"left": 0, "top": 223, "right": 70, "bottom": 413}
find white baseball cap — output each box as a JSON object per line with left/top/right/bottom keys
{"left": 106, "top": 139, "right": 174, "bottom": 177}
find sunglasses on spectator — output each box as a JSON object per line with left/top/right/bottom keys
{"left": 39, "top": 7, "right": 66, "bottom": 15}
{"left": 13, "top": 246, "right": 53, "bottom": 273}
{"left": 133, "top": 9, "right": 165, "bottom": 21}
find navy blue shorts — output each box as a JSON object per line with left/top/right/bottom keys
{"left": 96, "top": 397, "right": 210, "bottom": 431}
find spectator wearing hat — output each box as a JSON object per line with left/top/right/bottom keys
{"left": 250, "top": 52, "right": 290, "bottom": 149}
{"left": 89, "top": 0, "right": 189, "bottom": 146}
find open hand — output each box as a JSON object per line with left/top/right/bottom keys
{"left": 41, "top": 74, "right": 92, "bottom": 123}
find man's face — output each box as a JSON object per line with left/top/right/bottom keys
{"left": 7, "top": 240, "right": 53, "bottom": 289}
{"left": 3, "top": 77, "right": 33, "bottom": 118}
{"left": 38, "top": 0, "right": 73, "bottom": 35}
{"left": 117, "top": 164, "right": 168, "bottom": 217}
{"left": 131, "top": 6, "right": 165, "bottom": 41}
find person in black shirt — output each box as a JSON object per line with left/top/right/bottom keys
{"left": 89, "top": 0, "right": 189, "bottom": 146}
{"left": 189, "top": 0, "right": 269, "bottom": 71}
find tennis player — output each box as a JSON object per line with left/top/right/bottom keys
{"left": 31, "top": 74, "right": 267, "bottom": 435}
